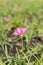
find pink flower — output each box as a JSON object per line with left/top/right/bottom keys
{"left": 25, "top": 5, "right": 28, "bottom": 8}
{"left": 13, "top": 4, "right": 17, "bottom": 11}
{"left": 26, "top": 0, "right": 30, "bottom": 2}
{"left": 18, "top": 0, "right": 22, "bottom": 2}
{"left": 14, "top": 7, "right": 17, "bottom": 11}
{"left": 3, "top": 0, "right": 8, "bottom": 3}
{"left": 18, "top": 8, "right": 22, "bottom": 12}
{"left": 4, "top": 15, "right": 11, "bottom": 22}
{"left": 13, "top": 27, "right": 27, "bottom": 36}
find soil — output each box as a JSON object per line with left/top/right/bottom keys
{"left": 0, "top": 36, "right": 43, "bottom": 56}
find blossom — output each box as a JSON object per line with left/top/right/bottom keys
{"left": 25, "top": 5, "right": 28, "bottom": 8}
{"left": 26, "top": 0, "right": 30, "bottom": 2}
{"left": 4, "top": 15, "right": 11, "bottom": 22}
{"left": 14, "top": 7, "right": 17, "bottom": 11}
{"left": 19, "top": 0, "right": 22, "bottom": 2}
{"left": 13, "top": 4, "right": 17, "bottom": 11}
{"left": 3, "top": 0, "right": 8, "bottom": 3}
{"left": 18, "top": 8, "right": 22, "bottom": 12}
{"left": 13, "top": 27, "right": 27, "bottom": 36}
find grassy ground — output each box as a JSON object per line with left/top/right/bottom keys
{"left": 0, "top": 0, "right": 43, "bottom": 65}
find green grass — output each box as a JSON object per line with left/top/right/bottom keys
{"left": 0, "top": 0, "right": 43, "bottom": 65}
